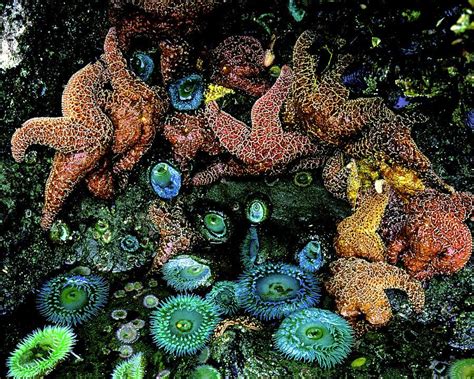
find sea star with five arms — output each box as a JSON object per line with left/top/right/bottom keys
{"left": 192, "top": 65, "right": 321, "bottom": 185}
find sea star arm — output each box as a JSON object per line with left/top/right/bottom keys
{"left": 191, "top": 159, "right": 247, "bottom": 186}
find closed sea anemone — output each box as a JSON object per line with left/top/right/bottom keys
{"left": 448, "top": 358, "right": 474, "bottom": 379}
{"left": 296, "top": 240, "right": 326, "bottom": 272}
{"left": 236, "top": 262, "right": 320, "bottom": 320}
{"left": 205, "top": 281, "right": 240, "bottom": 316}
{"left": 111, "top": 352, "right": 146, "bottom": 379}
{"left": 150, "top": 162, "right": 182, "bottom": 200}
{"left": 245, "top": 195, "right": 271, "bottom": 224}
{"left": 198, "top": 210, "right": 230, "bottom": 243}
{"left": 7, "top": 325, "right": 76, "bottom": 378}
{"left": 37, "top": 274, "right": 109, "bottom": 326}
{"left": 190, "top": 364, "right": 222, "bottom": 379}
{"left": 120, "top": 235, "right": 140, "bottom": 253}
{"left": 162, "top": 255, "right": 213, "bottom": 292}
{"left": 169, "top": 74, "right": 204, "bottom": 111}
{"left": 273, "top": 308, "right": 353, "bottom": 368}
{"left": 130, "top": 51, "right": 155, "bottom": 82}
{"left": 150, "top": 294, "right": 221, "bottom": 356}
{"left": 240, "top": 226, "right": 260, "bottom": 268}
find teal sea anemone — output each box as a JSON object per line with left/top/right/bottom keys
{"left": 150, "top": 294, "right": 221, "bottom": 356}
{"left": 120, "top": 235, "right": 140, "bottom": 253}
{"left": 37, "top": 274, "right": 109, "bottom": 326}
{"left": 205, "top": 281, "right": 240, "bottom": 316}
{"left": 240, "top": 226, "right": 260, "bottom": 268}
{"left": 296, "top": 240, "right": 326, "bottom": 273}
{"left": 274, "top": 308, "right": 353, "bottom": 368}
{"left": 198, "top": 210, "right": 230, "bottom": 243}
{"left": 111, "top": 352, "right": 146, "bottom": 379}
{"left": 190, "top": 364, "right": 222, "bottom": 379}
{"left": 236, "top": 262, "right": 320, "bottom": 320}
{"left": 245, "top": 196, "right": 271, "bottom": 224}
{"left": 448, "top": 358, "right": 474, "bottom": 379}
{"left": 162, "top": 255, "right": 213, "bottom": 292}
{"left": 7, "top": 325, "right": 76, "bottom": 378}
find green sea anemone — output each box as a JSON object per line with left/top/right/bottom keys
{"left": 150, "top": 294, "right": 221, "bottom": 356}
{"left": 205, "top": 281, "right": 240, "bottom": 316}
{"left": 116, "top": 323, "right": 140, "bottom": 344}
{"left": 7, "top": 326, "right": 76, "bottom": 378}
{"left": 273, "top": 308, "right": 353, "bottom": 368}
{"left": 49, "top": 220, "right": 71, "bottom": 243}
{"left": 198, "top": 210, "right": 230, "bottom": 243}
{"left": 162, "top": 255, "right": 213, "bottom": 292}
{"left": 190, "top": 364, "right": 222, "bottom": 379}
{"left": 120, "top": 235, "right": 140, "bottom": 253}
{"left": 143, "top": 295, "right": 159, "bottom": 309}
{"left": 37, "top": 274, "right": 109, "bottom": 326}
{"left": 293, "top": 171, "right": 313, "bottom": 187}
{"left": 245, "top": 196, "right": 271, "bottom": 224}
{"left": 448, "top": 358, "right": 474, "bottom": 379}
{"left": 111, "top": 352, "right": 146, "bottom": 379}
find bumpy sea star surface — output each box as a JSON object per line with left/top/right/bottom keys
{"left": 211, "top": 35, "right": 271, "bottom": 96}
{"left": 11, "top": 27, "right": 167, "bottom": 229}
{"left": 334, "top": 184, "right": 390, "bottom": 262}
{"left": 192, "top": 65, "right": 321, "bottom": 185}
{"left": 386, "top": 189, "right": 474, "bottom": 280}
{"left": 325, "top": 258, "right": 425, "bottom": 330}
{"left": 289, "top": 30, "right": 449, "bottom": 191}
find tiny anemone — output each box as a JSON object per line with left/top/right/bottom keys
{"left": 236, "top": 262, "right": 320, "bottom": 320}
{"left": 150, "top": 294, "right": 221, "bottom": 356}
{"left": 7, "top": 325, "right": 76, "bottom": 378}
{"left": 273, "top": 308, "right": 353, "bottom": 368}
{"left": 49, "top": 220, "right": 71, "bottom": 243}
{"left": 162, "top": 255, "right": 213, "bottom": 292}
{"left": 118, "top": 344, "right": 134, "bottom": 359}
{"left": 190, "top": 365, "right": 222, "bottom": 379}
{"left": 120, "top": 235, "right": 140, "bottom": 253}
{"left": 150, "top": 162, "right": 182, "bottom": 200}
{"left": 37, "top": 274, "right": 109, "bottom": 326}
{"left": 116, "top": 323, "right": 140, "bottom": 344}
{"left": 198, "top": 210, "right": 230, "bottom": 243}
{"left": 205, "top": 281, "right": 240, "bottom": 316}
{"left": 130, "top": 51, "right": 155, "bottom": 82}
{"left": 130, "top": 319, "right": 146, "bottom": 330}
{"left": 245, "top": 196, "right": 271, "bottom": 224}
{"left": 111, "top": 309, "right": 128, "bottom": 320}
{"left": 240, "top": 226, "right": 260, "bottom": 269}
{"left": 168, "top": 74, "right": 204, "bottom": 111}
{"left": 448, "top": 358, "right": 474, "bottom": 379}
{"left": 143, "top": 294, "right": 159, "bottom": 309}
{"left": 296, "top": 240, "right": 326, "bottom": 273}
{"left": 111, "top": 352, "right": 146, "bottom": 379}
{"left": 293, "top": 171, "right": 313, "bottom": 188}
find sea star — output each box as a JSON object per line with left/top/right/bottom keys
{"left": 210, "top": 35, "right": 271, "bottom": 96}
{"left": 288, "top": 30, "right": 450, "bottom": 191}
{"left": 334, "top": 183, "right": 390, "bottom": 262}
{"left": 325, "top": 258, "right": 425, "bottom": 331}
{"left": 386, "top": 189, "right": 474, "bottom": 280}
{"left": 192, "top": 65, "right": 321, "bottom": 185}
{"left": 11, "top": 27, "right": 167, "bottom": 229}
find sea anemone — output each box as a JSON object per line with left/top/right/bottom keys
{"left": 240, "top": 226, "right": 260, "bottom": 268}
{"left": 111, "top": 352, "right": 146, "bottom": 379}
{"left": 273, "top": 308, "right": 353, "bottom": 368}
{"left": 120, "top": 235, "right": 140, "bottom": 253}
{"left": 448, "top": 358, "right": 474, "bottom": 379}
{"left": 168, "top": 74, "right": 204, "bottom": 111}
{"left": 162, "top": 255, "right": 213, "bottom": 292}
{"left": 190, "top": 365, "right": 222, "bottom": 379}
{"left": 245, "top": 196, "right": 271, "bottom": 224}
{"left": 236, "top": 262, "right": 320, "bottom": 320}
{"left": 118, "top": 345, "right": 134, "bottom": 359}
{"left": 130, "top": 51, "right": 155, "bottom": 82}
{"left": 111, "top": 309, "right": 128, "bottom": 320}
{"left": 205, "top": 281, "right": 240, "bottom": 316}
{"left": 37, "top": 274, "right": 109, "bottom": 326}
{"left": 150, "top": 294, "right": 221, "bottom": 356}
{"left": 296, "top": 240, "right": 326, "bottom": 273}
{"left": 143, "top": 295, "right": 159, "bottom": 309}
{"left": 116, "top": 323, "right": 140, "bottom": 344}
{"left": 198, "top": 210, "right": 230, "bottom": 243}
{"left": 49, "top": 220, "right": 71, "bottom": 243}
{"left": 7, "top": 325, "right": 76, "bottom": 378}
{"left": 150, "top": 162, "right": 182, "bottom": 200}
{"left": 293, "top": 171, "right": 313, "bottom": 187}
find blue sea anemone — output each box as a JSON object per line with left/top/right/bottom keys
{"left": 7, "top": 325, "right": 76, "bottom": 378}
{"left": 111, "top": 352, "right": 146, "bottom": 379}
{"left": 273, "top": 308, "right": 353, "bottom": 368}
{"left": 236, "top": 262, "right": 320, "bottom": 320}
{"left": 150, "top": 162, "right": 182, "bottom": 200}
{"left": 120, "top": 235, "right": 140, "bottom": 253}
{"left": 198, "top": 210, "right": 230, "bottom": 243}
{"left": 190, "top": 365, "right": 222, "bottom": 379}
{"left": 448, "top": 358, "right": 474, "bottom": 379}
{"left": 169, "top": 74, "right": 204, "bottom": 111}
{"left": 130, "top": 51, "right": 155, "bottom": 82}
{"left": 245, "top": 196, "right": 271, "bottom": 224}
{"left": 37, "top": 274, "right": 109, "bottom": 326}
{"left": 205, "top": 281, "right": 240, "bottom": 316}
{"left": 240, "top": 226, "right": 260, "bottom": 269}
{"left": 150, "top": 294, "right": 221, "bottom": 356}
{"left": 296, "top": 240, "right": 326, "bottom": 273}
{"left": 162, "top": 255, "right": 213, "bottom": 292}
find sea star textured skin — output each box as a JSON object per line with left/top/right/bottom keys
{"left": 334, "top": 186, "right": 390, "bottom": 262}
{"left": 192, "top": 65, "right": 320, "bottom": 185}
{"left": 148, "top": 200, "right": 198, "bottom": 270}
{"left": 289, "top": 30, "right": 448, "bottom": 190}
{"left": 211, "top": 35, "right": 271, "bottom": 96}
{"left": 386, "top": 189, "right": 474, "bottom": 280}
{"left": 325, "top": 258, "right": 425, "bottom": 330}
{"left": 10, "top": 27, "right": 167, "bottom": 229}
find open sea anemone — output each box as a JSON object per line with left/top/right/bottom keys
{"left": 296, "top": 240, "right": 326, "bottom": 273}
{"left": 205, "top": 281, "right": 240, "bottom": 316}
{"left": 116, "top": 323, "right": 140, "bottom": 344}
{"left": 198, "top": 210, "right": 230, "bottom": 243}
{"left": 236, "top": 262, "right": 320, "bottom": 320}
{"left": 111, "top": 352, "right": 146, "bottom": 379}
{"left": 190, "top": 364, "right": 222, "bottom": 379}
{"left": 168, "top": 74, "right": 204, "bottom": 111}
{"left": 273, "top": 308, "right": 353, "bottom": 368}
{"left": 162, "top": 255, "right": 213, "bottom": 292}
{"left": 150, "top": 162, "right": 182, "bottom": 200}
{"left": 7, "top": 325, "right": 76, "bottom": 378}
{"left": 448, "top": 358, "right": 474, "bottom": 379}
{"left": 37, "top": 274, "right": 109, "bottom": 326}
{"left": 150, "top": 294, "right": 220, "bottom": 356}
